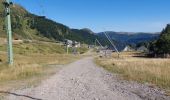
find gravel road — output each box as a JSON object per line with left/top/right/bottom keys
{"left": 5, "top": 57, "right": 170, "bottom": 100}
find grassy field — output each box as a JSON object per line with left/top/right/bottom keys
{"left": 96, "top": 52, "right": 170, "bottom": 94}
{"left": 0, "top": 41, "right": 87, "bottom": 95}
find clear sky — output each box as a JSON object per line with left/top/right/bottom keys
{"left": 12, "top": 0, "right": 170, "bottom": 33}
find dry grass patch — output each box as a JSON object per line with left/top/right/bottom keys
{"left": 0, "top": 52, "right": 81, "bottom": 98}
{"left": 96, "top": 52, "right": 170, "bottom": 91}
{"left": 0, "top": 41, "right": 83, "bottom": 95}
{"left": 0, "top": 53, "right": 81, "bottom": 82}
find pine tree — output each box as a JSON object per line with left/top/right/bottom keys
{"left": 152, "top": 24, "right": 170, "bottom": 55}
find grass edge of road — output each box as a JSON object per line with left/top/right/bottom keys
{"left": 0, "top": 55, "right": 83, "bottom": 99}
{"left": 0, "top": 41, "right": 88, "bottom": 99}
{"left": 95, "top": 53, "right": 170, "bottom": 96}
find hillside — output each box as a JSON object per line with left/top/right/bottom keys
{"left": 65, "top": 29, "right": 97, "bottom": 44}
{"left": 0, "top": 0, "right": 160, "bottom": 46}
{"left": 0, "top": 0, "right": 41, "bottom": 39}
{"left": 98, "top": 32, "right": 160, "bottom": 45}
{"left": 0, "top": 1, "right": 98, "bottom": 44}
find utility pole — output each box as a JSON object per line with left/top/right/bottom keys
{"left": 3, "top": 0, "right": 13, "bottom": 65}
{"left": 67, "top": 45, "right": 69, "bottom": 54}
{"left": 65, "top": 40, "right": 69, "bottom": 54}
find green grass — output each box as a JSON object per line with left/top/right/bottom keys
{"left": 77, "top": 47, "right": 88, "bottom": 54}
{"left": 0, "top": 41, "right": 65, "bottom": 55}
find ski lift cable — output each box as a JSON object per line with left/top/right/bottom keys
{"left": 96, "top": 39, "right": 103, "bottom": 48}
{"left": 104, "top": 32, "right": 119, "bottom": 53}
{"left": 96, "top": 39, "right": 104, "bottom": 48}
{"left": 105, "top": 32, "right": 119, "bottom": 54}
{"left": 104, "top": 32, "right": 120, "bottom": 54}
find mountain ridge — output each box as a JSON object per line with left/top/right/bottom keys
{"left": 0, "top": 1, "right": 98, "bottom": 44}
{"left": 0, "top": 1, "right": 160, "bottom": 46}
{"left": 97, "top": 31, "right": 160, "bottom": 45}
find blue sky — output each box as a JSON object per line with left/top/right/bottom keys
{"left": 13, "top": 0, "right": 170, "bottom": 33}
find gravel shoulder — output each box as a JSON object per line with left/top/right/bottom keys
{"left": 5, "top": 57, "right": 170, "bottom": 100}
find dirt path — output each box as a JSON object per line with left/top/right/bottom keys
{"left": 5, "top": 57, "right": 170, "bottom": 100}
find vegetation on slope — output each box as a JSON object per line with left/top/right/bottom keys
{"left": 1, "top": 0, "right": 158, "bottom": 47}
{"left": 67, "top": 29, "right": 97, "bottom": 44}
{"left": 0, "top": 1, "right": 102, "bottom": 45}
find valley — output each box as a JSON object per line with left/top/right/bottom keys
{"left": 0, "top": 0, "right": 170, "bottom": 100}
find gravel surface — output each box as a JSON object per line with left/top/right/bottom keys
{"left": 5, "top": 57, "right": 170, "bottom": 100}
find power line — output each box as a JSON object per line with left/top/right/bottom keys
{"left": 95, "top": 39, "right": 104, "bottom": 48}
{"left": 104, "top": 32, "right": 120, "bottom": 54}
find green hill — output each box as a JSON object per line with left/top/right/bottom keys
{"left": 0, "top": 1, "right": 160, "bottom": 46}
{"left": 0, "top": 0, "right": 98, "bottom": 44}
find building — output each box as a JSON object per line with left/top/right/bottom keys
{"left": 64, "top": 39, "right": 81, "bottom": 48}
{"left": 122, "top": 45, "right": 134, "bottom": 52}
{"left": 64, "top": 39, "right": 73, "bottom": 47}
{"left": 74, "top": 41, "right": 81, "bottom": 48}
{"left": 137, "top": 46, "right": 149, "bottom": 52}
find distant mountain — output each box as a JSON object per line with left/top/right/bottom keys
{"left": 97, "top": 32, "right": 160, "bottom": 45}
{"left": 80, "top": 28, "right": 95, "bottom": 34}
{"left": 0, "top": 1, "right": 161, "bottom": 47}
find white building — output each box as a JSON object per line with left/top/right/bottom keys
{"left": 65, "top": 39, "right": 81, "bottom": 48}
{"left": 122, "top": 45, "right": 134, "bottom": 52}
{"left": 137, "top": 46, "right": 149, "bottom": 52}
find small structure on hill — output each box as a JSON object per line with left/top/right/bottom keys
{"left": 64, "top": 39, "right": 81, "bottom": 54}
{"left": 137, "top": 46, "right": 149, "bottom": 52}
{"left": 65, "top": 39, "right": 73, "bottom": 47}
{"left": 88, "top": 45, "right": 95, "bottom": 49}
{"left": 73, "top": 41, "right": 81, "bottom": 48}
{"left": 97, "top": 46, "right": 115, "bottom": 58}
{"left": 122, "top": 45, "right": 134, "bottom": 52}
{"left": 64, "top": 39, "right": 81, "bottom": 48}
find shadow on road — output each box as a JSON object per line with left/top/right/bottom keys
{"left": 0, "top": 91, "right": 43, "bottom": 100}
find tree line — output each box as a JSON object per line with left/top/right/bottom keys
{"left": 149, "top": 24, "right": 170, "bottom": 57}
